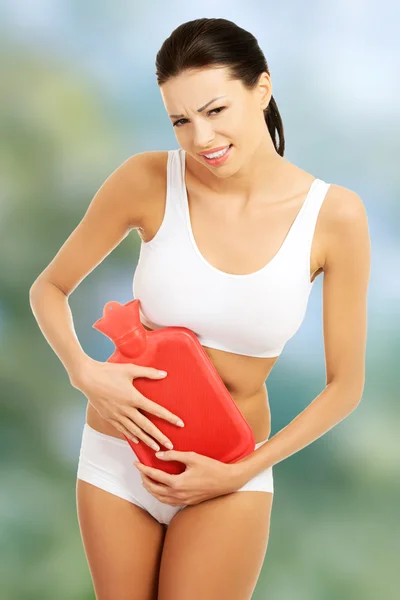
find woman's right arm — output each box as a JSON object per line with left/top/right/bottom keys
{"left": 29, "top": 152, "right": 183, "bottom": 447}
{"left": 29, "top": 282, "right": 93, "bottom": 385}
{"left": 29, "top": 151, "right": 152, "bottom": 384}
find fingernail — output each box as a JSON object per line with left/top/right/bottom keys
{"left": 176, "top": 420, "right": 185, "bottom": 427}
{"left": 165, "top": 442, "right": 173, "bottom": 449}
{"left": 156, "top": 452, "right": 164, "bottom": 458}
{"left": 151, "top": 443, "right": 160, "bottom": 450}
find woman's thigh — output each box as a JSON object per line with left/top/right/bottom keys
{"left": 76, "top": 479, "right": 167, "bottom": 600}
{"left": 158, "top": 490, "right": 274, "bottom": 600}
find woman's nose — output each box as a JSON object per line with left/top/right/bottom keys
{"left": 193, "top": 124, "right": 215, "bottom": 149}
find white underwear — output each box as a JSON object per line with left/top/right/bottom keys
{"left": 77, "top": 423, "right": 274, "bottom": 526}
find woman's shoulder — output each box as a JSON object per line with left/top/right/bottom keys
{"left": 315, "top": 179, "right": 368, "bottom": 271}
{"left": 127, "top": 150, "right": 169, "bottom": 179}
{"left": 284, "top": 161, "right": 367, "bottom": 270}
{"left": 317, "top": 179, "right": 367, "bottom": 237}
{"left": 123, "top": 151, "right": 169, "bottom": 228}
{"left": 124, "top": 150, "right": 171, "bottom": 237}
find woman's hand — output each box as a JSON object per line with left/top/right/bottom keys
{"left": 70, "top": 357, "right": 185, "bottom": 451}
{"left": 133, "top": 450, "right": 243, "bottom": 506}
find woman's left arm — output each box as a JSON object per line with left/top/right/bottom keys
{"left": 233, "top": 186, "right": 371, "bottom": 483}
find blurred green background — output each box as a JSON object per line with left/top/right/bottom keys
{"left": 2, "top": 2, "right": 399, "bottom": 599}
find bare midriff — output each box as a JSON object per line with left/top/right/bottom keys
{"left": 85, "top": 323, "right": 278, "bottom": 445}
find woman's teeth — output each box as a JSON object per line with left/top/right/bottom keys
{"left": 204, "top": 146, "right": 230, "bottom": 159}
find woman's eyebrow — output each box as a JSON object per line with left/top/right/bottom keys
{"left": 169, "top": 95, "right": 227, "bottom": 118}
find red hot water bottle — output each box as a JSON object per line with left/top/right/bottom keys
{"left": 92, "top": 299, "right": 256, "bottom": 475}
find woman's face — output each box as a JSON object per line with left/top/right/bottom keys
{"left": 160, "top": 66, "right": 271, "bottom": 176}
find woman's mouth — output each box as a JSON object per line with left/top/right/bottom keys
{"left": 201, "top": 144, "right": 233, "bottom": 166}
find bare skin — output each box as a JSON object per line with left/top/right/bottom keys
{"left": 85, "top": 150, "right": 328, "bottom": 446}
{"left": 33, "top": 65, "right": 369, "bottom": 599}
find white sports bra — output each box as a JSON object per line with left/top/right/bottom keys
{"left": 133, "top": 148, "right": 330, "bottom": 358}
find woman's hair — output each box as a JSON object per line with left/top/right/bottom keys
{"left": 155, "top": 18, "right": 285, "bottom": 156}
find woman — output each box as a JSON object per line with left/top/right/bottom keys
{"left": 29, "top": 17, "right": 370, "bottom": 600}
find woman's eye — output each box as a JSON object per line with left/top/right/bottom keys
{"left": 208, "top": 106, "right": 225, "bottom": 115}
{"left": 173, "top": 106, "right": 226, "bottom": 128}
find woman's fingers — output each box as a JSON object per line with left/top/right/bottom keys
{"left": 132, "top": 390, "right": 185, "bottom": 428}
{"left": 108, "top": 419, "right": 139, "bottom": 443}
{"left": 127, "top": 408, "right": 174, "bottom": 450}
